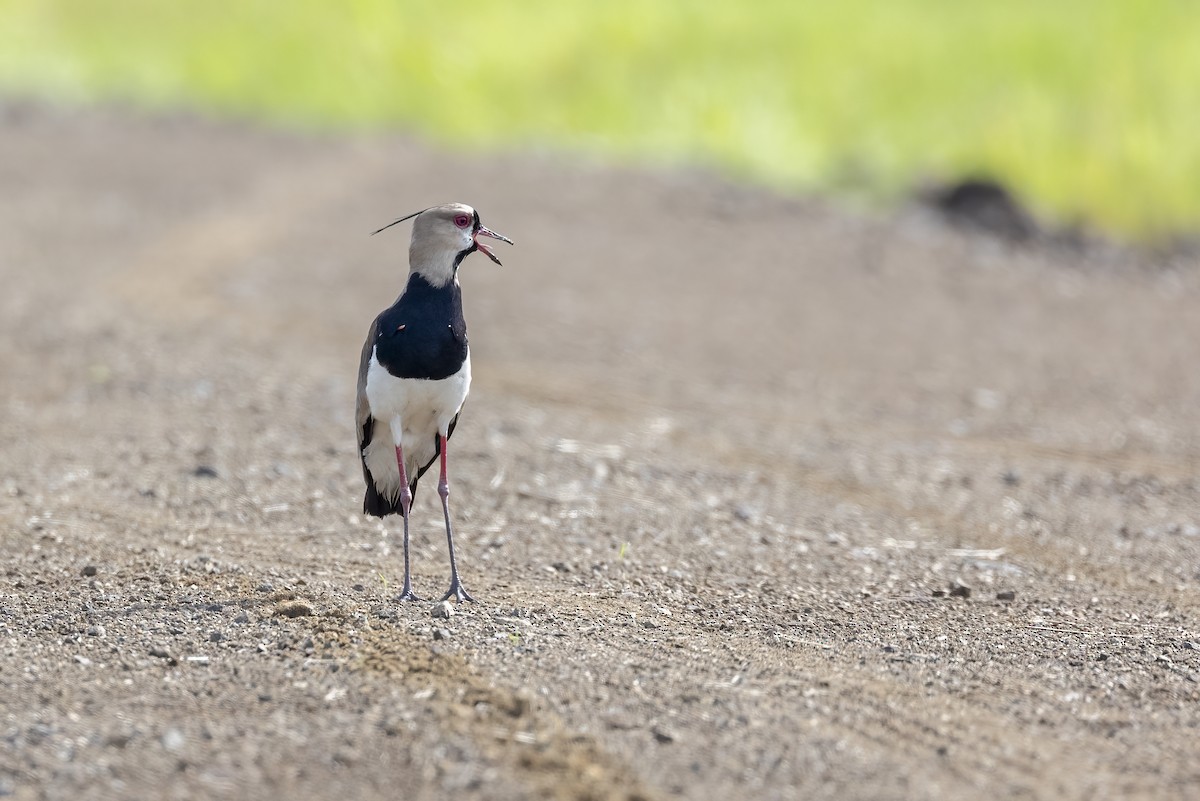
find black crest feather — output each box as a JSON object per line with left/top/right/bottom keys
{"left": 371, "top": 207, "right": 429, "bottom": 236}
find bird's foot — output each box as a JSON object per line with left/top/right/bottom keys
{"left": 440, "top": 580, "right": 475, "bottom": 603}
{"left": 396, "top": 584, "right": 423, "bottom": 603}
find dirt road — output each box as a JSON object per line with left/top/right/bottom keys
{"left": 1, "top": 105, "right": 1198, "bottom": 800}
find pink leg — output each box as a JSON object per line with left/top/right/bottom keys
{"left": 438, "top": 435, "right": 474, "bottom": 602}
{"left": 395, "top": 444, "right": 420, "bottom": 602}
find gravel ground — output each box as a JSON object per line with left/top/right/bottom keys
{"left": 1, "top": 104, "right": 1199, "bottom": 800}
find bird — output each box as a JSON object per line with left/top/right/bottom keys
{"left": 356, "top": 202, "right": 513, "bottom": 603}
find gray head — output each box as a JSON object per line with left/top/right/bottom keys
{"left": 373, "top": 203, "right": 513, "bottom": 286}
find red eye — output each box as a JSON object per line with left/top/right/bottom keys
{"left": 454, "top": 214, "right": 471, "bottom": 228}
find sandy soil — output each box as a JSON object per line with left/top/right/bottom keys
{"left": 1, "top": 104, "right": 1199, "bottom": 801}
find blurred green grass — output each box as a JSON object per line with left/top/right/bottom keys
{"left": 0, "top": 0, "right": 1196, "bottom": 238}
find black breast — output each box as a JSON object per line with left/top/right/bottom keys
{"left": 373, "top": 274, "right": 468, "bottom": 380}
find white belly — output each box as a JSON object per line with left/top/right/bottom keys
{"left": 363, "top": 347, "right": 471, "bottom": 499}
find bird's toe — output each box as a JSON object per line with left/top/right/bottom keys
{"left": 440, "top": 583, "right": 475, "bottom": 603}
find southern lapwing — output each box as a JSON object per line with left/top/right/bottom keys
{"left": 356, "top": 203, "right": 513, "bottom": 602}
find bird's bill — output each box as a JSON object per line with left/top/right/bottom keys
{"left": 474, "top": 225, "right": 513, "bottom": 265}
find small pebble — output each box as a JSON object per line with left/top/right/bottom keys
{"left": 433, "top": 628, "right": 451, "bottom": 641}
{"left": 86, "top": 625, "right": 106, "bottom": 638}
{"left": 733, "top": 504, "right": 756, "bottom": 522}
{"left": 80, "top": 565, "right": 98, "bottom": 577}
{"left": 162, "top": 728, "right": 186, "bottom": 752}
{"left": 208, "top": 631, "right": 224, "bottom": 642}
{"left": 149, "top": 646, "right": 171, "bottom": 659}
{"left": 233, "top": 612, "right": 250, "bottom": 624}
{"left": 931, "top": 589, "right": 946, "bottom": 598}
{"left": 996, "top": 590, "right": 1017, "bottom": 601}
{"left": 949, "top": 581, "right": 971, "bottom": 599}
{"left": 431, "top": 601, "right": 454, "bottom": 619}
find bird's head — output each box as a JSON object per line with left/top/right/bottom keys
{"left": 373, "top": 202, "right": 513, "bottom": 286}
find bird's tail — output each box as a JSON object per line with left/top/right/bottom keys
{"left": 363, "top": 483, "right": 400, "bottom": 517}
{"left": 362, "top": 478, "right": 419, "bottom": 517}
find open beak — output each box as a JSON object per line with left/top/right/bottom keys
{"left": 474, "top": 225, "right": 514, "bottom": 265}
